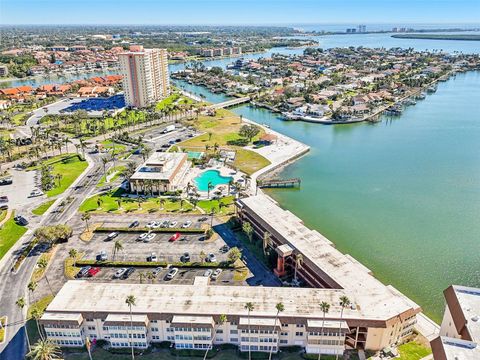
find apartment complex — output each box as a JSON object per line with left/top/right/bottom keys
{"left": 129, "top": 152, "right": 189, "bottom": 194}
{"left": 118, "top": 45, "right": 170, "bottom": 108}
{"left": 431, "top": 285, "right": 480, "bottom": 359}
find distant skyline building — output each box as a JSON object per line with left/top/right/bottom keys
{"left": 118, "top": 45, "right": 170, "bottom": 108}
{"left": 358, "top": 24, "right": 367, "bottom": 33}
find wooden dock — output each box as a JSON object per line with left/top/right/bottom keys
{"left": 258, "top": 178, "right": 301, "bottom": 188}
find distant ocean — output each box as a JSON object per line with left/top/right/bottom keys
{"left": 285, "top": 23, "right": 480, "bottom": 33}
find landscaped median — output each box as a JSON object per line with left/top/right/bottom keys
{"left": 0, "top": 211, "right": 28, "bottom": 261}
{"left": 31, "top": 199, "right": 56, "bottom": 216}
{"left": 75, "top": 259, "right": 235, "bottom": 269}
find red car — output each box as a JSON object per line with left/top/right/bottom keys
{"left": 87, "top": 267, "right": 101, "bottom": 277}
{"left": 169, "top": 232, "right": 181, "bottom": 242}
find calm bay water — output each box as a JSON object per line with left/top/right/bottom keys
{"left": 3, "top": 33, "right": 480, "bottom": 321}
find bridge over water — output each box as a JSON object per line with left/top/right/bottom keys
{"left": 207, "top": 97, "right": 250, "bottom": 110}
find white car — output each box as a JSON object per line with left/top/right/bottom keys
{"left": 97, "top": 251, "right": 107, "bottom": 261}
{"left": 147, "top": 252, "right": 158, "bottom": 262}
{"left": 168, "top": 220, "right": 178, "bottom": 228}
{"left": 203, "top": 269, "right": 213, "bottom": 277}
{"left": 211, "top": 268, "right": 222, "bottom": 280}
{"left": 146, "top": 221, "right": 160, "bottom": 229}
{"left": 29, "top": 189, "right": 44, "bottom": 197}
{"left": 206, "top": 253, "right": 217, "bottom": 263}
{"left": 143, "top": 233, "right": 156, "bottom": 242}
{"left": 182, "top": 221, "right": 192, "bottom": 228}
{"left": 114, "top": 268, "right": 127, "bottom": 279}
{"left": 137, "top": 233, "right": 148, "bottom": 241}
{"left": 152, "top": 267, "right": 163, "bottom": 276}
{"left": 106, "top": 232, "right": 118, "bottom": 240}
{"left": 166, "top": 268, "right": 179, "bottom": 279}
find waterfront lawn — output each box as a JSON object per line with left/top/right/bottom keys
{"left": 79, "top": 189, "right": 199, "bottom": 214}
{"left": 0, "top": 213, "right": 27, "bottom": 260}
{"left": 30, "top": 154, "right": 88, "bottom": 197}
{"left": 398, "top": 341, "right": 432, "bottom": 360}
{"left": 32, "top": 199, "right": 56, "bottom": 216}
{"left": 197, "top": 196, "right": 235, "bottom": 216}
{"left": 234, "top": 149, "right": 270, "bottom": 175}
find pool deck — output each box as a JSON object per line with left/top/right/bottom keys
{"left": 184, "top": 165, "right": 242, "bottom": 199}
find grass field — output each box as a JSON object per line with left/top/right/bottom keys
{"left": 0, "top": 212, "right": 27, "bottom": 260}
{"left": 32, "top": 199, "right": 56, "bottom": 216}
{"left": 28, "top": 295, "right": 54, "bottom": 319}
{"left": 0, "top": 209, "right": 7, "bottom": 223}
{"left": 97, "top": 165, "right": 126, "bottom": 188}
{"left": 179, "top": 110, "right": 270, "bottom": 175}
{"left": 79, "top": 189, "right": 199, "bottom": 214}
{"left": 197, "top": 196, "right": 235, "bottom": 216}
{"left": 155, "top": 93, "right": 194, "bottom": 111}
{"left": 30, "top": 154, "right": 88, "bottom": 197}
{"left": 397, "top": 341, "right": 432, "bottom": 360}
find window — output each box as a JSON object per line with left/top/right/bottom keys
{"left": 295, "top": 332, "right": 304, "bottom": 337}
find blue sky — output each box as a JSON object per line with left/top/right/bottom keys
{"left": 1, "top": 0, "right": 480, "bottom": 25}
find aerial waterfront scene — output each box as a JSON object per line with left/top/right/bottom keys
{"left": 0, "top": 1, "right": 480, "bottom": 360}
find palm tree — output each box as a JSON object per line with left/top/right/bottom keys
{"left": 268, "top": 303, "right": 284, "bottom": 360}
{"left": 336, "top": 296, "right": 351, "bottom": 360}
{"left": 318, "top": 302, "right": 331, "bottom": 360}
{"left": 15, "top": 297, "right": 31, "bottom": 352}
{"left": 209, "top": 207, "right": 216, "bottom": 229}
{"left": 28, "top": 281, "right": 38, "bottom": 304}
{"left": 101, "top": 156, "right": 110, "bottom": 180}
{"left": 113, "top": 240, "right": 123, "bottom": 261}
{"left": 244, "top": 302, "right": 255, "bottom": 360}
{"left": 146, "top": 271, "right": 155, "bottom": 283}
{"left": 203, "top": 314, "right": 227, "bottom": 360}
{"left": 37, "top": 258, "right": 53, "bottom": 295}
{"left": 294, "top": 254, "right": 304, "bottom": 282}
{"left": 81, "top": 212, "right": 91, "bottom": 231}
{"left": 68, "top": 248, "right": 78, "bottom": 267}
{"left": 179, "top": 198, "right": 185, "bottom": 211}
{"left": 31, "top": 308, "right": 45, "bottom": 341}
{"left": 242, "top": 221, "right": 254, "bottom": 243}
{"left": 207, "top": 181, "right": 214, "bottom": 199}
{"left": 228, "top": 179, "right": 234, "bottom": 194}
{"left": 159, "top": 198, "right": 166, "bottom": 210}
{"left": 125, "top": 295, "right": 137, "bottom": 360}
{"left": 262, "top": 232, "right": 272, "bottom": 256}
{"left": 28, "top": 339, "right": 61, "bottom": 360}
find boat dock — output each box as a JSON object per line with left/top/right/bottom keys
{"left": 258, "top": 178, "right": 301, "bottom": 188}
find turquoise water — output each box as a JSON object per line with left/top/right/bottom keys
{"left": 187, "top": 151, "right": 204, "bottom": 160}
{"left": 194, "top": 170, "right": 233, "bottom": 192}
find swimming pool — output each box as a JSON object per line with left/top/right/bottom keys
{"left": 187, "top": 151, "right": 204, "bottom": 160}
{"left": 194, "top": 170, "right": 233, "bottom": 192}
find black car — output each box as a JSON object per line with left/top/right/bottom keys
{"left": 198, "top": 217, "right": 208, "bottom": 222}
{"left": 129, "top": 220, "right": 140, "bottom": 228}
{"left": 14, "top": 215, "right": 29, "bottom": 226}
{"left": 122, "top": 267, "right": 135, "bottom": 279}
{"left": 0, "top": 177, "right": 13, "bottom": 185}
{"left": 182, "top": 252, "right": 190, "bottom": 262}
{"left": 174, "top": 138, "right": 182, "bottom": 143}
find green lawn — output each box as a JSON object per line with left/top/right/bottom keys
{"left": 79, "top": 189, "right": 199, "bottom": 214}
{"left": 234, "top": 149, "right": 271, "bottom": 176}
{"left": 100, "top": 140, "right": 127, "bottom": 154}
{"left": 0, "top": 209, "right": 7, "bottom": 223}
{"left": 398, "top": 341, "right": 432, "bottom": 360}
{"left": 0, "top": 212, "right": 27, "bottom": 260}
{"left": 97, "top": 166, "right": 126, "bottom": 188}
{"left": 32, "top": 199, "right": 56, "bottom": 216}
{"left": 30, "top": 154, "right": 88, "bottom": 197}
{"left": 28, "top": 295, "right": 54, "bottom": 319}
{"left": 198, "top": 196, "right": 235, "bottom": 216}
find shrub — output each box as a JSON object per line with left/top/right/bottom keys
{"left": 227, "top": 138, "right": 249, "bottom": 146}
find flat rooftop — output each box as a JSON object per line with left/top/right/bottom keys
{"left": 433, "top": 336, "right": 480, "bottom": 360}
{"left": 238, "top": 195, "right": 420, "bottom": 320}
{"left": 47, "top": 280, "right": 411, "bottom": 323}
{"left": 130, "top": 152, "right": 187, "bottom": 181}
{"left": 452, "top": 285, "right": 480, "bottom": 343}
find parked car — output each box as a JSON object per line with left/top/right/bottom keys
{"left": 0, "top": 196, "right": 8, "bottom": 203}
{"left": 14, "top": 215, "right": 29, "bottom": 226}
{"left": 166, "top": 268, "right": 179, "bottom": 279}
{"left": 114, "top": 268, "right": 127, "bottom": 279}
{"left": 144, "top": 233, "right": 156, "bottom": 242}
{"left": 28, "top": 189, "right": 44, "bottom": 198}
{"left": 106, "top": 232, "right": 118, "bottom": 241}
{"left": 0, "top": 204, "right": 8, "bottom": 211}
{"left": 198, "top": 217, "right": 208, "bottom": 222}
{"left": 97, "top": 251, "right": 107, "bottom": 261}
{"left": 206, "top": 253, "right": 217, "bottom": 263}
{"left": 147, "top": 253, "right": 158, "bottom": 262}
{"left": 168, "top": 220, "right": 178, "bottom": 228}
{"left": 87, "top": 267, "right": 101, "bottom": 277}
{"left": 0, "top": 177, "right": 13, "bottom": 186}
{"left": 129, "top": 220, "right": 140, "bottom": 228}
{"left": 203, "top": 269, "right": 213, "bottom": 277}
{"left": 137, "top": 233, "right": 149, "bottom": 241}
{"left": 211, "top": 269, "right": 223, "bottom": 280}
{"left": 122, "top": 267, "right": 135, "bottom": 279}
{"left": 182, "top": 221, "right": 192, "bottom": 228}
{"left": 181, "top": 252, "right": 190, "bottom": 262}
{"left": 147, "top": 221, "right": 160, "bottom": 229}
{"left": 152, "top": 266, "right": 163, "bottom": 276}
{"left": 76, "top": 266, "right": 92, "bottom": 278}
{"left": 220, "top": 245, "right": 230, "bottom": 253}
{"left": 169, "top": 232, "right": 181, "bottom": 242}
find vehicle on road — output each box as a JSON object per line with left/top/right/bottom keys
{"left": 168, "top": 220, "right": 178, "bottom": 228}
{"left": 129, "top": 220, "right": 140, "bottom": 228}
{"left": 87, "top": 267, "right": 101, "bottom": 277}
{"left": 206, "top": 253, "right": 217, "bottom": 262}
{"left": 182, "top": 221, "right": 192, "bottom": 228}
{"left": 152, "top": 267, "right": 163, "bottom": 276}
{"left": 211, "top": 269, "right": 222, "bottom": 280}
{"left": 14, "top": 215, "right": 29, "bottom": 226}
{"left": 166, "top": 268, "right": 179, "bottom": 279}
{"left": 203, "top": 269, "right": 213, "bottom": 277}
{"left": 144, "top": 233, "right": 156, "bottom": 242}
{"left": 122, "top": 267, "right": 135, "bottom": 279}
{"left": 147, "top": 252, "right": 158, "bottom": 262}
{"left": 76, "top": 266, "right": 92, "bottom": 278}
{"left": 97, "top": 251, "right": 107, "bottom": 261}
{"left": 169, "top": 232, "right": 181, "bottom": 242}
{"left": 106, "top": 232, "right": 118, "bottom": 241}
{"left": 114, "top": 268, "right": 127, "bottom": 279}
{"left": 181, "top": 252, "right": 190, "bottom": 262}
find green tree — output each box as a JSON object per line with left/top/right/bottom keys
{"left": 37, "top": 257, "right": 54, "bottom": 295}
{"left": 239, "top": 124, "right": 260, "bottom": 143}
{"left": 263, "top": 232, "right": 272, "bottom": 256}
{"left": 242, "top": 221, "right": 254, "bottom": 243}
{"left": 227, "top": 247, "right": 242, "bottom": 263}
{"left": 203, "top": 314, "right": 227, "bottom": 360}
{"left": 336, "top": 296, "right": 351, "bottom": 360}
{"left": 318, "top": 302, "right": 331, "bottom": 360}
{"left": 125, "top": 295, "right": 137, "bottom": 360}
{"left": 113, "top": 240, "right": 123, "bottom": 261}
{"left": 68, "top": 248, "right": 78, "bottom": 267}
{"left": 244, "top": 302, "right": 255, "bottom": 360}
{"left": 15, "top": 297, "right": 31, "bottom": 352}
{"left": 27, "top": 339, "right": 61, "bottom": 360}
{"left": 268, "top": 303, "right": 284, "bottom": 360}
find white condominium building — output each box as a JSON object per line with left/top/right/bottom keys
{"left": 118, "top": 45, "right": 170, "bottom": 108}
